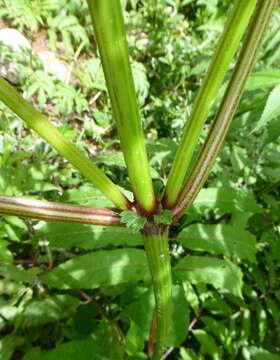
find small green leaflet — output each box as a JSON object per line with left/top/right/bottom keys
{"left": 120, "top": 211, "right": 147, "bottom": 233}
{"left": 177, "top": 223, "right": 256, "bottom": 262}
{"left": 154, "top": 210, "right": 172, "bottom": 225}
{"left": 41, "top": 248, "right": 150, "bottom": 289}
{"left": 253, "top": 84, "right": 280, "bottom": 133}
{"left": 173, "top": 256, "right": 243, "bottom": 298}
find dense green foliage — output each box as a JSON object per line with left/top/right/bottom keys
{"left": 0, "top": 1, "right": 280, "bottom": 359}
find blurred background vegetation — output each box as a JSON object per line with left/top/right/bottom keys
{"left": 0, "top": 1, "right": 280, "bottom": 359}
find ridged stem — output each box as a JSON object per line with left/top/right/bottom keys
{"left": 87, "top": 0, "right": 156, "bottom": 214}
{"left": 142, "top": 224, "right": 172, "bottom": 360}
{"left": 0, "top": 195, "right": 121, "bottom": 226}
{"left": 164, "top": 0, "right": 258, "bottom": 208}
{"left": 172, "top": 0, "right": 277, "bottom": 219}
{"left": 0, "top": 77, "right": 130, "bottom": 211}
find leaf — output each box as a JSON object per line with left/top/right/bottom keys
{"left": 0, "top": 240, "right": 13, "bottom": 265}
{"left": 125, "top": 284, "right": 189, "bottom": 347}
{"left": 246, "top": 70, "right": 280, "bottom": 91}
{"left": 192, "top": 329, "right": 220, "bottom": 359}
{"left": 20, "top": 295, "right": 80, "bottom": 328}
{"left": 191, "top": 187, "right": 260, "bottom": 215}
{"left": 40, "top": 321, "right": 123, "bottom": 360}
{"left": 34, "top": 223, "right": 143, "bottom": 250}
{"left": 173, "top": 256, "right": 243, "bottom": 298}
{"left": 41, "top": 248, "right": 150, "bottom": 289}
{"left": 154, "top": 210, "right": 173, "bottom": 225}
{"left": 253, "top": 84, "right": 280, "bottom": 132}
{"left": 120, "top": 211, "right": 147, "bottom": 233}
{"left": 177, "top": 224, "right": 256, "bottom": 262}
{"left": 0, "top": 266, "right": 40, "bottom": 283}
{"left": 242, "top": 346, "right": 280, "bottom": 360}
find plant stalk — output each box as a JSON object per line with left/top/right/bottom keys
{"left": 142, "top": 224, "right": 172, "bottom": 360}
{"left": 0, "top": 195, "right": 121, "bottom": 226}
{"left": 172, "top": 0, "right": 277, "bottom": 220}
{"left": 164, "top": 0, "right": 258, "bottom": 208}
{"left": 87, "top": 0, "right": 156, "bottom": 214}
{"left": 0, "top": 77, "right": 131, "bottom": 211}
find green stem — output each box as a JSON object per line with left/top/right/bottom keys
{"left": 0, "top": 77, "right": 130, "bottom": 211}
{"left": 172, "top": 0, "right": 277, "bottom": 220}
{"left": 164, "top": 0, "right": 258, "bottom": 208}
{"left": 0, "top": 195, "right": 121, "bottom": 226}
{"left": 87, "top": 0, "right": 156, "bottom": 214}
{"left": 142, "top": 224, "right": 172, "bottom": 360}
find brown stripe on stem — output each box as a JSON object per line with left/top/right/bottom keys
{"left": 0, "top": 195, "right": 121, "bottom": 226}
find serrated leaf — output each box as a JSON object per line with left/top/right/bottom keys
{"left": 120, "top": 211, "right": 147, "bottom": 233}
{"left": 125, "top": 284, "right": 189, "bottom": 347}
{"left": 173, "top": 256, "right": 243, "bottom": 298}
{"left": 34, "top": 223, "right": 143, "bottom": 250}
{"left": 192, "top": 329, "right": 220, "bottom": 359}
{"left": 177, "top": 224, "right": 256, "bottom": 262}
{"left": 0, "top": 241, "right": 13, "bottom": 265}
{"left": 253, "top": 84, "right": 280, "bottom": 132}
{"left": 242, "top": 346, "right": 280, "bottom": 360}
{"left": 41, "top": 248, "right": 150, "bottom": 289}
{"left": 154, "top": 210, "right": 172, "bottom": 225}
{"left": 192, "top": 187, "right": 259, "bottom": 215}
{"left": 246, "top": 71, "right": 280, "bottom": 91}
{"left": 21, "top": 295, "right": 80, "bottom": 328}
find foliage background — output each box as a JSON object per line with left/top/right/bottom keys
{"left": 0, "top": 0, "right": 280, "bottom": 359}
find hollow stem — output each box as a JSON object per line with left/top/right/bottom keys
{"left": 164, "top": 0, "right": 258, "bottom": 208}
{"left": 0, "top": 77, "right": 131, "bottom": 211}
{"left": 172, "top": 0, "right": 277, "bottom": 220}
{"left": 87, "top": 0, "right": 156, "bottom": 214}
{"left": 142, "top": 224, "right": 172, "bottom": 360}
{"left": 0, "top": 195, "right": 121, "bottom": 226}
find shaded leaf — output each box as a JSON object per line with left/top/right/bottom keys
{"left": 41, "top": 248, "right": 150, "bottom": 289}
{"left": 173, "top": 256, "right": 243, "bottom": 298}
{"left": 177, "top": 224, "right": 256, "bottom": 262}
{"left": 34, "top": 223, "right": 143, "bottom": 250}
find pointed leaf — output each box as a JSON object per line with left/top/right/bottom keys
{"left": 173, "top": 256, "right": 243, "bottom": 297}
{"left": 41, "top": 248, "right": 150, "bottom": 289}
{"left": 177, "top": 224, "right": 256, "bottom": 262}
{"left": 253, "top": 84, "right": 280, "bottom": 132}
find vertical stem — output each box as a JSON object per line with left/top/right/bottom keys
{"left": 163, "top": 0, "right": 257, "bottom": 208}
{"left": 87, "top": 0, "right": 156, "bottom": 214}
{"left": 142, "top": 224, "right": 172, "bottom": 360}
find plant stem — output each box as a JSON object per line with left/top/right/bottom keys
{"left": 0, "top": 77, "right": 131, "bottom": 211}
{"left": 172, "top": 0, "right": 277, "bottom": 220}
{"left": 87, "top": 0, "right": 156, "bottom": 214}
{"left": 0, "top": 195, "right": 121, "bottom": 226}
{"left": 163, "top": 0, "right": 258, "bottom": 208}
{"left": 142, "top": 224, "right": 172, "bottom": 360}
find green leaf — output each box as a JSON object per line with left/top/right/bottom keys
{"left": 120, "top": 211, "right": 147, "bottom": 233}
{"left": 0, "top": 240, "right": 13, "bottom": 265}
{"left": 0, "top": 266, "right": 40, "bottom": 283}
{"left": 34, "top": 223, "right": 143, "bottom": 250}
{"left": 20, "top": 295, "right": 80, "bottom": 328}
{"left": 154, "top": 210, "right": 173, "bottom": 225}
{"left": 192, "top": 187, "right": 260, "bottom": 215}
{"left": 242, "top": 346, "right": 280, "bottom": 360}
{"left": 41, "top": 248, "right": 150, "bottom": 289}
{"left": 40, "top": 321, "right": 123, "bottom": 360}
{"left": 177, "top": 224, "right": 256, "bottom": 262}
{"left": 246, "top": 70, "right": 280, "bottom": 91}
{"left": 173, "top": 256, "right": 243, "bottom": 298}
{"left": 253, "top": 84, "right": 280, "bottom": 132}
{"left": 125, "top": 284, "right": 189, "bottom": 347}
{"left": 192, "top": 329, "right": 220, "bottom": 359}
